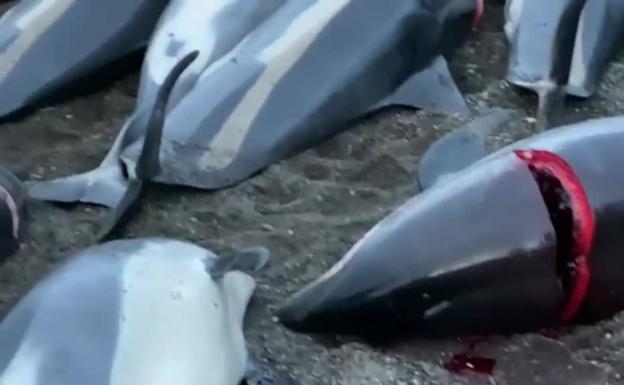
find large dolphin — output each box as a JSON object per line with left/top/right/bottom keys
{"left": 0, "top": 238, "right": 284, "bottom": 385}
{"left": 277, "top": 115, "right": 624, "bottom": 339}
{"left": 0, "top": 0, "right": 169, "bottom": 120}
{"left": 505, "top": 0, "right": 624, "bottom": 128}
{"left": 115, "top": 0, "right": 478, "bottom": 191}
{"left": 28, "top": 0, "right": 287, "bottom": 209}
{"left": 0, "top": 165, "right": 24, "bottom": 262}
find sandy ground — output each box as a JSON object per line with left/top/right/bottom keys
{"left": 2, "top": 2, "right": 624, "bottom": 384}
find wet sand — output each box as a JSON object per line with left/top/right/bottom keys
{"left": 1, "top": 2, "right": 624, "bottom": 384}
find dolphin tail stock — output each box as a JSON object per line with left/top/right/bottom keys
{"left": 376, "top": 55, "right": 470, "bottom": 116}
{"left": 417, "top": 108, "right": 519, "bottom": 190}
{"left": 95, "top": 50, "right": 200, "bottom": 242}
{"left": 536, "top": 85, "right": 565, "bottom": 131}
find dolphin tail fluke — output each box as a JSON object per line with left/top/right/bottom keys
{"left": 378, "top": 55, "right": 470, "bottom": 116}
{"left": 95, "top": 50, "right": 200, "bottom": 241}
{"left": 417, "top": 108, "right": 519, "bottom": 190}
{"left": 26, "top": 167, "right": 128, "bottom": 208}
{"left": 536, "top": 86, "right": 565, "bottom": 131}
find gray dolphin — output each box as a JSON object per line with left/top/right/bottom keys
{"left": 567, "top": 0, "right": 624, "bottom": 98}
{"left": 504, "top": 0, "right": 587, "bottom": 129}
{"left": 505, "top": 0, "right": 624, "bottom": 129}
{"left": 107, "top": 0, "right": 476, "bottom": 191}
{"left": 27, "top": 0, "right": 286, "bottom": 209}
{"left": 0, "top": 165, "right": 24, "bottom": 262}
{"left": 0, "top": 238, "right": 284, "bottom": 385}
{"left": 0, "top": 0, "right": 168, "bottom": 119}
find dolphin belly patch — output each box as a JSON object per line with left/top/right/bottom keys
{"left": 515, "top": 149, "right": 595, "bottom": 322}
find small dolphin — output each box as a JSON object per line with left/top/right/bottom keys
{"left": 0, "top": 165, "right": 24, "bottom": 262}
{"left": 277, "top": 115, "right": 624, "bottom": 339}
{"left": 0, "top": 238, "right": 283, "bottom": 385}
{"left": 111, "top": 0, "right": 477, "bottom": 192}
{"left": 505, "top": 0, "right": 587, "bottom": 129}
{"left": 27, "top": 0, "right": 286, "bottom": 209}
{"left": 0, "top": 0, "right": 168, "bottom": 119}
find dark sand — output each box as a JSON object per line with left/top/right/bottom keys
{"left": 2, "top": 2, "right": 624, "bottom": 384}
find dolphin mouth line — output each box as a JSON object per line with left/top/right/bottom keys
{"left": 515, "top": 149, "right": 595, "bottom": 322}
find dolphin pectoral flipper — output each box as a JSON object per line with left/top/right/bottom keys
{"left": 377, "top": 56, "right": 469, "bottom": 115}
{"left": 26, "top": 166, "right": 128, "bottom": 208}
{"left": 417, "top": 108, "right": 519, "bottom": 190}
{"left": 211, "top": 246, "right": 271, "bottom": 279}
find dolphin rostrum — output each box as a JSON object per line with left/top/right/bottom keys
{"left": 278, "top": 115, "right": 624, "bottom": 339}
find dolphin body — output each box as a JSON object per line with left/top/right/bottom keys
{"left": 505, "top": 0, "right": 624, "bottom": 129}
{"left": 0, "top": 238, "right": 282, "bottom": 385}
{"left": 29, "top": 0, "right": 477, "bottom": 206}
{"left": 0, "top": 166, "right": 24, "bottom": 262}
{"left": 277, "top": 115, "right": 624, "bottom": 339}
{"left": 27, "top": 0, "right": 287, "bottom": 209}
{"left": 0, "top": 0, "right": 170, "bottom": 120}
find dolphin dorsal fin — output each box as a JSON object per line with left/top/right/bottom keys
{"left": 417, "top": 108, "right": 518, "bottom": 190}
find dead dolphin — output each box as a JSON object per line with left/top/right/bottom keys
{"left": 0, "top": 0, "right": 168, "bottom": 119}
{"left": 0, "top": 238, "right": 283, "bottom": 385}
{"left": 505, "top": 0, "right": 624, "bottom": 128}
{"left": 111, "top": 0, "right": 478, "bottom": 191}
{"left": 566, "top": 0, "right": 624, "bottom": 98}
{"left": 0, "top": 165, "right": 24, "bottom": 262}
{"left": 277, "top": 115, "right": 624, "bottom": 338}
{"left": 27, "top": 0, "right": 286, "bottom": 209}
{"left": 505, "top": 0, "right": 587, "bottom": 129}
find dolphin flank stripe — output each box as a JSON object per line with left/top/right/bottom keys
{"left": 0, "top": 0, "right": 74, "bottom": 82}
{"left": 199, "top": 0, "right": 351, "bottom": 170}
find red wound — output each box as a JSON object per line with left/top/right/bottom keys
{"left": 515, "top": 149, "right": 595, "bottom": 322}
{"left": 473, "top": 0, "right": 484, "bottom": 29}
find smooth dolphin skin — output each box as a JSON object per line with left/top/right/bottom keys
{"left": 0, "top": 238, "right": 280, "bottom": 385}
{"left": 114, "top": 0, "right": 479, "bottom": 190}
{"left": 26, "top": 0, "right": 286, "bottom": 209}
{"left": 277, "top": 116, "right": 624, "bottom": 339}
{"left": 567, "top": 0, "right": 624, "bottom": 98}
{"left": 0, "top": 0, "right": 170, "bottom": 120}
{"left": 505, "top": 0, "right": 587, "bottom": 129}
{"left": 0, "top": 166, "right": 24, "bottom": 262}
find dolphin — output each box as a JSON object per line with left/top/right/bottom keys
{"left": 0, "top": 0, "right": 169, "bottom": 120}
{"left": 566, "top": 0, "right": 624, "bottom": 98}
{"left": 0, "top": 165, "right": 24, "bottom": 262}
{"left": 505, "top": 0, "right": 624, "bottom": 129}
{"left": 504, "top": 0, "right": 587, "bottom": 129}
{"left": 277, "top": 115, "right": 624, "bottom": 339}
{"left": 27, "top": 0, "right": 287, "bottom": 209}
{"left": 0, "top": 238, "right": 284, "bottom": 385}
{"left": 113, "top": 0, "right": 478, "bottom": 191}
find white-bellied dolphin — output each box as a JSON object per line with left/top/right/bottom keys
{"left": 0, "top": 0, "right": 169, "bottom": 120}
{"left": 0, "top": 238, "right": 284, "bottom": 385}
{"left": 28, "top": 0, "right": 479, "bottom": 207}
{"left": 27, "top": 0, "right": 286, "bottom": 209}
